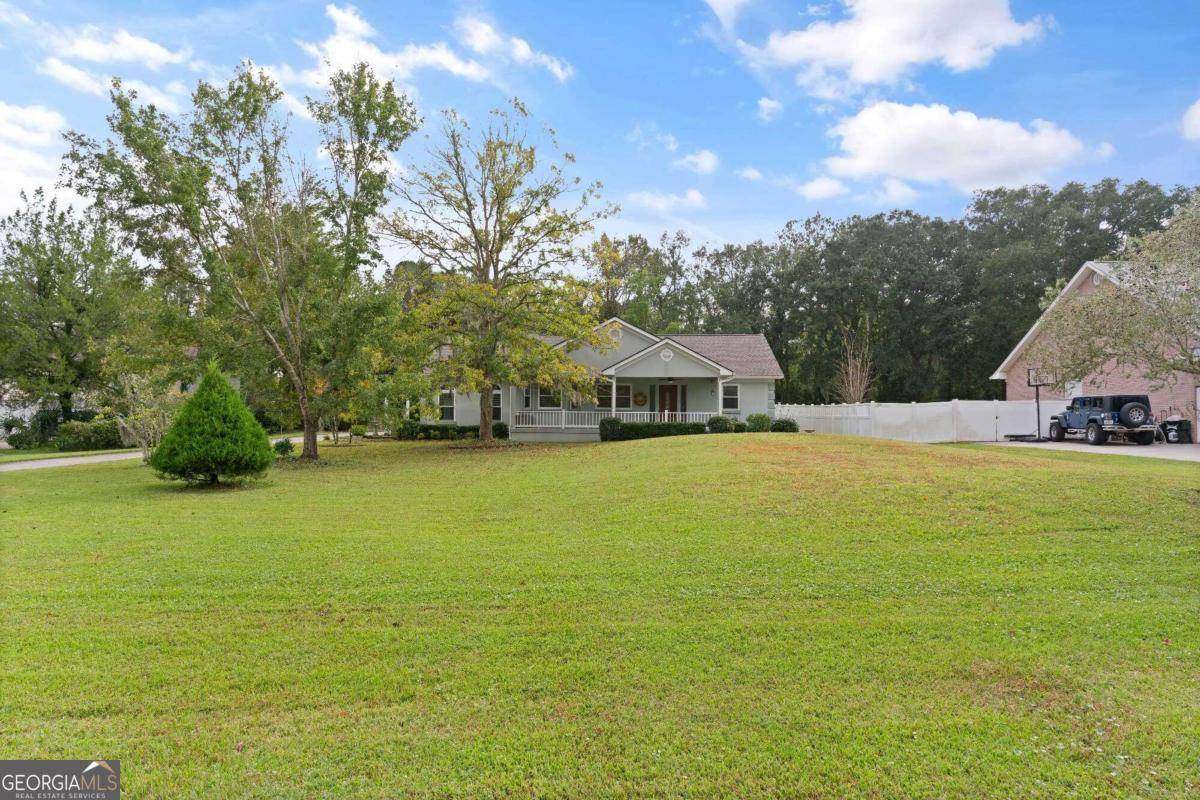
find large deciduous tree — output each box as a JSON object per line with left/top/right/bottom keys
{"left": 65, "top": 62, "right": 418, "bottom": 459}
{"left": 384, "top": 102, "right": 613, "bottom": 443}
{"left": 0, "top": 190, "right": 140, "bottom": 420}
{"left": 1031, "top": 199, "right": 1200, "bottom": 386}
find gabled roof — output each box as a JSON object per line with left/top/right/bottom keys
{"left": 601, "top": 337, "right": 734, "bottom": 377}
{"left": 990, "top": 260, "right": 1122, "bottom": 380}
{"left": 551, "top": 317, "right": 658, "bottom": 351}
{"left": 666, "top": 334, "right": 784, "bottom": 379}
{"left": 551, "top": 316, "right": 784, "bottom": 379}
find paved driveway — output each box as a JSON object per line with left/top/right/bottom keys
{"left": 985, "top": 439, "right": 1200, "bottom": 463}
{"left": 0, "top": 436, "right": 306, "bottom": 473}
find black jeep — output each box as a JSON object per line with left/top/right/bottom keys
{"left": 1048, "top": 395, "right": 1157, "bottom": 446}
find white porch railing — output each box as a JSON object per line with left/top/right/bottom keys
{"left": 512, "top": 410, "right": 722, "bottom": 428}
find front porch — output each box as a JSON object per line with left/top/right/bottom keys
{"left": 509, "top": 338, "right": 743, "bottom": 438}
{"left": 512, "top": 409, "right": 724, "bottom": 429}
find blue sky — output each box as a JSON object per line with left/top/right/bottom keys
{"left": 1, "top": 0, "right": 1197, "bottom": 245}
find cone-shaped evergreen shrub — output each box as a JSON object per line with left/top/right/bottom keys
{"left": 150, "top": 362, "right": 273, "bottom": 484}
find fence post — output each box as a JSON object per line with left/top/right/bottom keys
{"left": 951, "top": 399, "right": 959, "bottom": 443}
{"left": 911, "top": 402, "right": 917, "bottom": 442}
{"left": 993, "top": 399, "right": 999, "bottom": 441}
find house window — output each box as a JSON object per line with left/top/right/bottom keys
{"left": 538, "top": 387, "right": 562, "bottom": 409}
{"left": 492, "top": 385, "right": 502, "bottom": 421}
{"left": 522, "top": 387, "right": 531, "bottom": 409}
{"left": 722, "top": 383, "right": 740, "bottom": 412}
{"left": 596, "top": 382, "right": 632, "bottom": 410}
{"left": 438, "top": 388, "right": 455, "bottom": 421}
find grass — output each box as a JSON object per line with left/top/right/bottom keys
{"left": 1, "top": 435, "right": 1197, "bottom": 798}
{"left": 0, "top": 445, "right": 137, "bottom": 463}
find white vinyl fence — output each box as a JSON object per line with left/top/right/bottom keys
{"left": 775, "top": 399, "right": 1064, "bottom": 444}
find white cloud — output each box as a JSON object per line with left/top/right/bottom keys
{"left": 454, "top": 16, "right": 573, "bottom": 82}
{"left": 790, "top": 176, "right": 848, "bottom": 200}
{"left": 705, "top": 0, "right": 753, "bottom": 30}
{"left": 756, "top": 96, "right": 783, "bottom": 122}
{"left": 0, "top": 101, "right": 71, "bottom": 214}
{"left": 0, "top": 101, "right": 65, "bottom": 148}
{"left": 672, "top": 148, "right": 720, "bottom": 175}
{"left": 0, "top": 139, "right": 61, "bottom": 213}
{"left": 38, "top": 58, "right": 185, "bottom": 113}
{"left": 737, "top": 166, "right": 763, "bottom": 181}
{"left": 1184, "top": 98, "right": 1200, "bottom": 141}
{"left": 825, "top": 101, "right": 1085, "bottom": 192}
{"left": 294, "top": 4, "right": 490, "bottom": 88}
{"left": 54, "top": 26, "right": 191, "bottom": 70}
{"left": 626, "top": 188, "right": 706, "bottom": 214}
{"left": 38, "top": 57, "right": 107, "bottom": 95}
{"left": 626, "top": 123, "right": 678, "bottom": 153}
{"left": 871, "top": 177, "right": 918, "bottom": 205}
{"left": 739, "top": 0, "right": 1046, "bottom": 98}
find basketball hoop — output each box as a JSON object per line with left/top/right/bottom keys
{"left": 1025, "top": 367, "right": 1055, "bottom": 441}
{"left": 1027, "top": 367, "right": 1056, "bottom": 388}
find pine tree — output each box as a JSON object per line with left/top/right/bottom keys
{"left": 150, "top": 362, "right": 273, "bottom": 484}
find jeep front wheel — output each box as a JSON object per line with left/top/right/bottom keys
{"left": 1086, "top": 423, "right": 1108, "bottom": 446}
{"left": 1048, "top": 421, "right": 1065, "bottom": 442}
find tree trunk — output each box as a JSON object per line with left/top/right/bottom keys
{"left": 479, "top": 392, "right": 493, "bottom": 443}
{"left": 299, "top": 404, "right": 319, "bottom": 460}
{"left": 59, "top": 392, "right": 74, "bottom": 422}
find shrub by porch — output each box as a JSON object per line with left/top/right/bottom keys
{"left": 599, "top": 417, "right": 707, "bottom": 441}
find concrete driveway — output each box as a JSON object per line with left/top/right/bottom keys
{"left": 985, "top": 439, "right": 1200, "bottom": 463}
{"left": 0, "top": 436, "right": 306, "bottom": 473}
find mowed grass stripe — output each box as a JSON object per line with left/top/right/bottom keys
{"left": 1, "top": 436, "right": 1197, "bottom": 798}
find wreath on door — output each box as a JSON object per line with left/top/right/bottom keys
{"left": 633, "top": 391, "right": 648, "bottom": 407}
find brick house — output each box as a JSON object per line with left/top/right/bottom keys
{"left": 991, "top": 261, "right": 1199, "bottom": 434}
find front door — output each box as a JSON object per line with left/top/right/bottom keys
{"left": 658, "top": 385, "right": 678, "bottom": 416}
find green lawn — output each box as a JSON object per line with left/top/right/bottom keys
{"left": 2, "top": 436, "right": 1197, "bottom": 798}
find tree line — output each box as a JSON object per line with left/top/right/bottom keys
{"left": 585, "top": 179, "right": 1194, "bottom": 404}
{"left": 1, "top": 60, "right": 1195, "bottom": 463}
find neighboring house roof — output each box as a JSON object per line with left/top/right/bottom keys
{"left": 990, "top": 260, "right": 1123, "bottom": 380}
{"left": 666, "top": 334, "right": 785, "bottom": 379}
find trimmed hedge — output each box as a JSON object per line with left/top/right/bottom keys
{"left": 732, "top": 421, "right": 748, "bottom": 433}
{"left": 746, "top": 413, "right": 772, "bottom": 432}
{"left": 53, "top": 417, "right": 123, "bottom": 451}
{"left": 771, "top": 418, "right": 799, "bottom": 432}
{"left": 599, "top": 417, "right": 706, "bottom": 441}
{"left": 706, "top": 415, "right": 734, "bottom": 433}
{"left": 394, "top": 421, "right": 509, "bottom": 441}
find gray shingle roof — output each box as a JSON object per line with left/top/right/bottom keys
{"left": 664, "top": 334, "right": 783, "bottom": 379}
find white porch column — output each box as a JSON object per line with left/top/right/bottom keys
{"left": 610, "top": 375, "right": 617, "bottom": 415}
{"left": 716, "top": 377, "right": 724, "bottom": 418}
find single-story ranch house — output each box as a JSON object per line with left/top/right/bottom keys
{"left": 992, "top": 260, "right": 1199, "bottom": 433}
{"left": 438, "top": 318, "right": 784, "bottom": 442}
